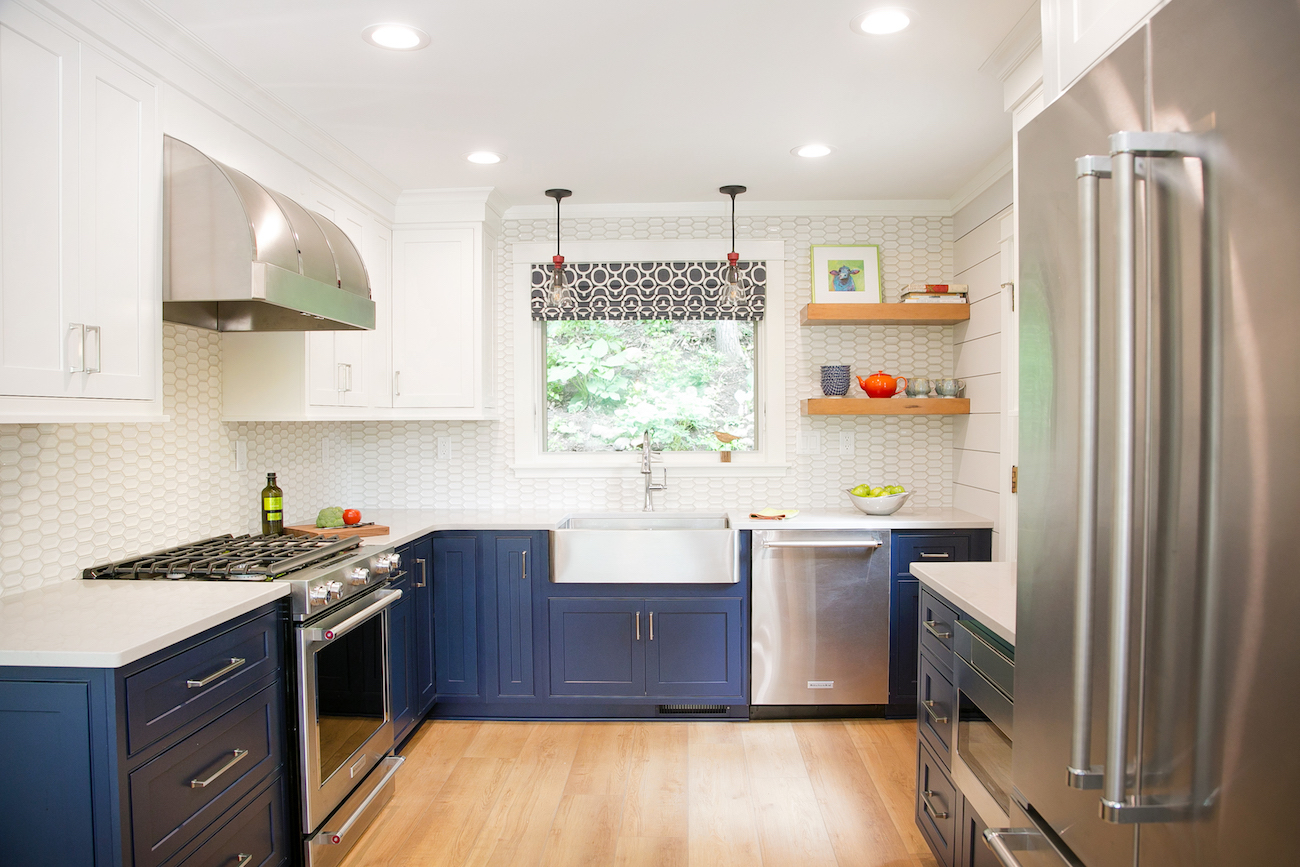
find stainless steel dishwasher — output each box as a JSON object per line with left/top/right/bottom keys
{"left": 751, "top": 528, "right": 890, "bottom": 707}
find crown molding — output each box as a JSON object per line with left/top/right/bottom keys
{"left": 503, "top": 199, "right": 953, "bottom": 221}
{"left": 949, "top": 146, "right": 1014, "bottom": 215}
{"left": 31, "top": 0, "right": 402, "bottom": 213}
{"left": 395, "top": 187, "right": 511, "bottom": 226}
{"left": 980, "top": 1, "right": 1043, "bottom": 83}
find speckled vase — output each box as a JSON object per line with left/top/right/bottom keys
{"left": 820, "top": 365, "right": 851, "bottom": 396}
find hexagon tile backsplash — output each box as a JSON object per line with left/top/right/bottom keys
{"left": 1, "top": 212, "right": 958, "bottom": 597}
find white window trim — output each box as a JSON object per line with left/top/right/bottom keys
{"left": 511, "top": 239, "right": 788, "bottom": 478}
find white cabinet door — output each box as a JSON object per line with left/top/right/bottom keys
{"left": 305, "top": 190, "right": 376, "bottom": 409}
{"left": 0, "top": 8, "right": 80, "bottom": 398}
{"left": 1044, "top": 0, "right": 1168, "bottom": 100}
{"left": 391, "top": 227, "right": 478, "bottom": 409}
{"left": 77, "top": 47, "right": 158, "bottom": 400}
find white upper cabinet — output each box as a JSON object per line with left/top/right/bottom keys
{"left": 221, "top": 190, "right": 499, "bottom": 421}
{"left": 1042, "top": 0, "right": 1168, "bottom": 102}
{"left": 0, "top": 5, "right": 160, "bottom": 420}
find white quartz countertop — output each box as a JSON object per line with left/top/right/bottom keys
{"left": 910, "top": 561, "right": 1016, "bottom": 645}
{"left": 347, "top": 506, "right": 992, "bottom": 546}
{"left": 0, "top": 580, "right": 290, "bottom": 668}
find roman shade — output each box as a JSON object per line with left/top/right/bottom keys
{"left": 530, "top": 261, "right": 766, "bottom": 321}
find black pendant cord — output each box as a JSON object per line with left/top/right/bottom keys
{"left": 718, "top": 185, "right": 747, "bottom": 257}
{"left": 556, "top": 196, "right": 561, "bottom": 257}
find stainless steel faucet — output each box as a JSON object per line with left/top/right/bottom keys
{"left": 640, "top": 429, "right": 667, "bottom": 511}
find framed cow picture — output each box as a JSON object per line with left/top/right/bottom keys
{"left": 811, "top": 244, "right": 882, "bottom": 304}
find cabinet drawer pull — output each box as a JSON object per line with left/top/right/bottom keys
{"left": 414, "top": 558, "right": 427, "bottom": 588}
{"left": 190, "top": 748, "right": 248, "bottom": 788}
{"left": 920, "top": 552, "right": 950, "bottom": 559}
{"left": 187, "top": 657, "right": 247, "bottom": 689}
{"left": 921, "top": 789, "right": 950, "bottom": 820}
{"left": 235, "top": 855, "right": 252, "bottom": 867}
{"left": 923, "top": 699, "right": 949, "bottom": 725}
{"left": 923, "top": 620, "right": 952, "bottom": 640}
{"left": 635, "top": 611, "right": 641, "bottom": 641}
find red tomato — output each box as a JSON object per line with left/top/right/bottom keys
{"left": 342, "top": 509, "right": 361, "bottom": 526}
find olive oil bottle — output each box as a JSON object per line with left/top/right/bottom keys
{"left": 261, "top": 473, "right": 283, "bottom": 535}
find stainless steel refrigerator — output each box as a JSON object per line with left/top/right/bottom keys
{"left": 1002, "top": 0, "right": 1300, "bottom": 865}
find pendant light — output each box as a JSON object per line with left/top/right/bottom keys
{"left": 545, "top": 188, "right": 574, "bottom": 307}
{"left": 718, "top": 185, "right": 748, "bottom": 307}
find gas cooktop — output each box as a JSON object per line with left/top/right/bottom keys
{"left": 82, "top": 533, "right": 361, "bottom": 581}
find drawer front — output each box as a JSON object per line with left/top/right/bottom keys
{"left": 916, "top": 739, "right": 958, "bottom": 867}
{"left": 895, "top": 534, "right": 973, "bottom": 571}
{"left": 126, "top": 608, "right": 281, "bottom": 755}
{"left": 173, "top": 775, "right": 288, "bottom": 867}
{"left": 920, "top": 590, "right": 960, "bottom": 670}
{"left": 130, "top": 683, "right": 284, "bottom": 867}
{"left": 918, "top": 654, "right": 954, "bottom": 766}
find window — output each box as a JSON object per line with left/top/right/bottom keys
{"left": 545, "top": 319, "right": 755, "bottom": 453}
{"left": 511, "top": 239, "right": 787, "bottom": 477}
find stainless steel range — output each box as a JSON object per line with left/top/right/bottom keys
{"left": 84, "top": 533, "right": 407, "bottom": 867}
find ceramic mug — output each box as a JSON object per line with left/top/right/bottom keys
{"left": 905, "top": 377, "right": 933, "bottom": 398}
{"left": 935, "top": 378, "right": 966, "bottom": 398}
{"left": 820, "top": 365, "right": 851, "bottom": 396}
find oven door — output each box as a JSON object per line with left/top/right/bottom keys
{"left": 297, "top": 585, "right": 402, "bottom": 833}
{"left": 953, "top": 620, "right": 1015, "bottom": 825}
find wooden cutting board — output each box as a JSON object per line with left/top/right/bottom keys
{"left": 285, "top": 523, "right": 391, "bottom": 539}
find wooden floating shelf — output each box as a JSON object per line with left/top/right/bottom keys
{"left": 799, "top": 302, "right": 969, "bottom": 326}
{"left": 801, "top": 397, "right": 970, "bottom": 416}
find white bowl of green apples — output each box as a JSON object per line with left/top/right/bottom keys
{"left": 846, "top": 483, "right": 910, "bottom": 515}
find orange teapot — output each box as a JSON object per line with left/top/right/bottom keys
{"left": 858, "top": 370, "right": 907, "bottom": 399}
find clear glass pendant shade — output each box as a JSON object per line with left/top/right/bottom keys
{"left": 549, "top": 261, "right": 574, "bottom": 307}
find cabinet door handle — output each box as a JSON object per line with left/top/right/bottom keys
{"left": 923, "top": 620, "right": 952, "bottom": 640}
{"left": 635, "top": 611, "right": 641, "bottom": 641}
{"left": 923, "top": 699, "right": 949, "bottom": 725}
{"left": 346, "top": 363, "right": 353, "bottom": 392}
{"left": 68, "top": 323, "right": 86, "bottom": 372}
{"left": 190, "top": 748, "right": 248, "bottom": 788}
{"left": 235, "top": 855, "right": 253, "bottom": 867}
{"left": 85, "top": 325, "right": 101, "bottom": 374}
{"left": 921, "top": 789, "right": 949, "bottom": 820}
{"left": 521, "top": 549, "right": 527, "bottom": 581}
{"left": 394, "top": 370, "right": 401, "bottom": 396}
{"left": 338, "top": 362, "right": 347, "bottom": 391}
{"left": 649, "top": 611, "right": 654, "bottom": 641}
{"left": 187, "top": 657, "right": 246, "bottom": 688}
{"left": 920, "top": 552, "right": 949, "bottom": 559}
{"left": 414, "top": 558, "right": 427, "bottom": 588}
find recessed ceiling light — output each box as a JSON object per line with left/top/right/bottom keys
{"left": 852, "top": 8, "right": 912, "bottom": 36}
{"left": 362, "top": 23, "right": 430, "bottom": 51}
{"left": 793, "top": 144, "right": 834, "bottom": 158}
{"left": 465, "top": 151, "right": 504, "bottom": 165}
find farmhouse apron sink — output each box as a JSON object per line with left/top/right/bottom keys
{"left": 551, "top": 513, "right": 739, "bottom": 584}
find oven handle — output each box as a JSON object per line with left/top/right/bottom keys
{"left": 984, "top": 828, "right": 1081, "bottom": 867}
{"left": 303, "top": 588, "right": 402, "bottom": 643}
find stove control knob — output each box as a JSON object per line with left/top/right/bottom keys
{"left": 326, "top": 580, "right": 344, "bottom": 600}
{"left": 346, "top": 568, "right": 370, "bottom": 586}
{"left": 308, "top": 584, "right": 330, "bottom": 606}
{"left": 388, "top": 552, "right": 401, "bottom": 570}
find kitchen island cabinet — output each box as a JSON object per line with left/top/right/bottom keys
{"left": 0, "top": 600, "right": 291, "bottom": 867}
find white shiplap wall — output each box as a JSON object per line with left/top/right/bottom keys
{"left": 951, "top": 178, "right": 1014, "bottom": 558}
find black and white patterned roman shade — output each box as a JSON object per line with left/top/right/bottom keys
{"left": 529, "top": 261, "right": 766, "bottom": 321}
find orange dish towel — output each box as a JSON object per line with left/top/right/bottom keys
{"left": 749, "top": 508, "right": 800, "bottom": 520}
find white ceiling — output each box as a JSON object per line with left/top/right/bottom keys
{"left": 147, "top": 0, "right": 1033, "bottom": 207}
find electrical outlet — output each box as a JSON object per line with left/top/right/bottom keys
{"left": 839, "top": 431, "right": 855, "bottom": 456}
{"left": 796, "top": 430, "right": 822, "bottom": 455}
{"left": 235, "top": 441, "right": 247, "bottom": 472}
{"left": 437, "top": 436, "right": 452, "bottom": 460}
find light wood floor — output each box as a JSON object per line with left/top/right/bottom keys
{"left": 339, "top": 718, "right": 939, "bottom": 867}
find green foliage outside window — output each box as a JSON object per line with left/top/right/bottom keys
{"left": 545, "top": 319, "right": 755, "bottom": 452}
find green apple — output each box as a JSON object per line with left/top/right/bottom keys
{"left": 869, "top": 487, "right": 886, "bottom": 497}
{"left": 850, "top": 484, "right": 871, "bottom": 497}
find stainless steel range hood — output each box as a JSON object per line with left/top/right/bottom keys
{"left": 162, "top": 136, "right": 375, "bottom": 332}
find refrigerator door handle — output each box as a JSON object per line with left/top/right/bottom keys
{"left": 1066, "top": 156, "right": 1110, "bottom": 792}
{"left": 1099, "top": 130, "right": 1205, "bottom": 825}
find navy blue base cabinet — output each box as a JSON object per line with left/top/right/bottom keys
{"left": 0, "top": 601, "right": 290, "bottom": 867}
{"left": 888, "top": 529, "right": 991, "bottom": 708}
{"left": 430, "top": 530, "right": 750, "bottom": 720}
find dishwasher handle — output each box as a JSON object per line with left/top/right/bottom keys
{"left": 761, "top": 540, "right": 882, "bottom": 549}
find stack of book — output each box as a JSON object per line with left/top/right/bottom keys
{"left": 901, "top": 283, "right": 968, "bottom": 304}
